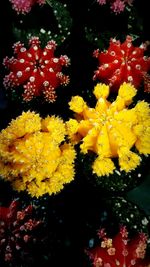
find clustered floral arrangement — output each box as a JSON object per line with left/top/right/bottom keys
{"left": 0, "top": 111, "right": 76, "bottom": 197}
{"left": 9, "top": 0, "right": 46, "bottom": 14}
{"left": 97, "top": 0, "right": 134, "bottom": 14}
{"left": 0, "top": 0, "right": 150, "bottom": 267}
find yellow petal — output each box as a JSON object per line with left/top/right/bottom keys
{"left": 92, "top": 156, "right": 115, "bottom": 176}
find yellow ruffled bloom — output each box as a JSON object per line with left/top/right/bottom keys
{"left": 1, "top": 111, "right": 41, "bottom": 139}
{"left": 69, "top": 96, "right": 86, "bottom": 113}
{"left": 65, "top": 119, "right": 81, "bottom": 143}
{"left": 93, "top": 83, "right": 109, "bottom": 99}
{"left": 41, "top": 115, "right": 66, "bottom": 144}
{"left": 67, "top": 82, "right": 150, "bottom": 176}
{"left": 0, "top": 111, "right": 76, "bottom": 197}
{"left": 93, "top": 156, "right": 115, "bottom": 177}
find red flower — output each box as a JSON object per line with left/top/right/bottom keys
{"left": 87, "top": 226, "right": 149, "bottom": 267}
{"left": 9, "top": 0, "right": 45, "bottom": 14}
{"left": 93, "top": 36, "right": 150, "bottom": 92}
{"left": 97, "top": 0, "right": 133, "bottom": 14}
{"left": 0, "top": 200, "right": 42, "bottom": 262}
{"left": 3, "top": 36, "right": 70, "bottom": 102}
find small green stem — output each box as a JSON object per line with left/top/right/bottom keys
{"left": 46, "top": 0, "right": 52, "bottom": 8}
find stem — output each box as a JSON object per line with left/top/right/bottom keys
{"left": 46, "top": 0, "right": 52, "bottom": 8}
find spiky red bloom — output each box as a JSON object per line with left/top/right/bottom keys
{"left": 87, "top": 226, "right": 149, "bottom": 267}
{"left": 3, "top": 36, "right": 70, "bottom": 102}
{"left": 9, "top": 0, "right": 45, "bottom": 14}
{"left": 93, "top": 36, "right": 150, "bottom": 92}
{"left": 97, "top": 0, "right": 133, "bottom": 14}
{"left": 0, "top": 200, "right": 42, "bottom": 262}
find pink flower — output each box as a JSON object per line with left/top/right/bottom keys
{"left": 87, "top": 226, "right": 149, "bottom": 267}
{"left": 97, "top": 0, "right": 134, "bottom": 14}
{"left": 3, "top": 36, "right": 70, "bottom": 102}
{"left": 93, "top": 36, "right": 150, "bottom": 92}
{"left": 110, "top": 0, "right": 125, "bottom": 14}
{"left": 9, "top": 0, "right": 45, "bottom": 14}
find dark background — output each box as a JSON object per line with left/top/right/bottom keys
{"left": 0, "top": 1, "right": 150, "bottom": 266}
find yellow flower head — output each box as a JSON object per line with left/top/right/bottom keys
{"left": 1, "top": 111, "right": 41, "bottom": 139}
{"left": 0, "top": 111, "right": 76, "bottom": 197}
{"left": 67, "top": 82, "right": 150, "bottom": 176}
{"left": 69, "top": 96, "right": 86, "bottom": 113}
{"left": 118, "top": 82, "right": 137, "bottom": 105}
{"left": 41, "top": 115, "right": 66, "bottom": 144}
{"left": 93, "top": 83, "right": 109, "bottom": 99}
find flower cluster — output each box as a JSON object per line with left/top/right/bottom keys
{"left": 9, "top": 0, "right": 45, "bottom": 14}
{"left": 66, "top": 82, "right": 150, "bottom": 177}
{"left": 87, "top": 226, "right": 149, "bottom": 267}
{"left": 93, "top": 36, "right": 150, "bottom": 92}
{"left": 3, "top": 36, "right": 70, "bottom": 102}
{"left": 97, "top": 0, "right": 133, "bottom": 14}
{"left": 0, "top": 111, "right": 76, "bottom": 197}
{"left": 0, "top": 200, "right": 42, "bottom": 263}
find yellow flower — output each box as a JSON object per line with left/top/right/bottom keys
{"left": 66, "top": 119, "right": 80, "bottom": 143}
{"left": 118, "top": 147, "right": 141, "bottom": 172}
{"left": 69, "top": 96, "right": 86, "bottom": 113}
{"left": 134, "top": 101, "right": 150, "bottom": 154}
{"left": 0, "top": 111, "right": 76, "bottom": 197}
{"left": 66, "top": 119, "right": 79, "bottom": 135}
{"left": 118, "top": 82, "right": 137, "bottom": 105}
{"left": 67, "top": 82, "right": 150, "bottom": 176}
{"left": 41, "top": 116, "right": 66, "bottom": 144}
{"left": 1, "top": 111, "right": 41, "bottom": 139}
{"left": 93, "top": 83, "right": 109, "bottom": 99}
{"left": 93, "top": 156, "right": 115, "bottom": 177}
{"left": 60, "top": 143, "right": 76, "bottom": 164}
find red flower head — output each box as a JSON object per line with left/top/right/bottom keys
{"left": 97, "top": 0, "right": 134, "bottom": 14}
{"left": 0, "top": 200, "right": 42, "bottom": 263}
{"left": 3, "top": 36, "right": 70, "bottom": 102}
{"left": 9, "top": 0, "right": 45, "bottom": 14}
{"left": 87, "top": 226, "right": 149, "bottom": 267}
{"left": 93, "top": 36, "right": 150, "bottom": 92}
